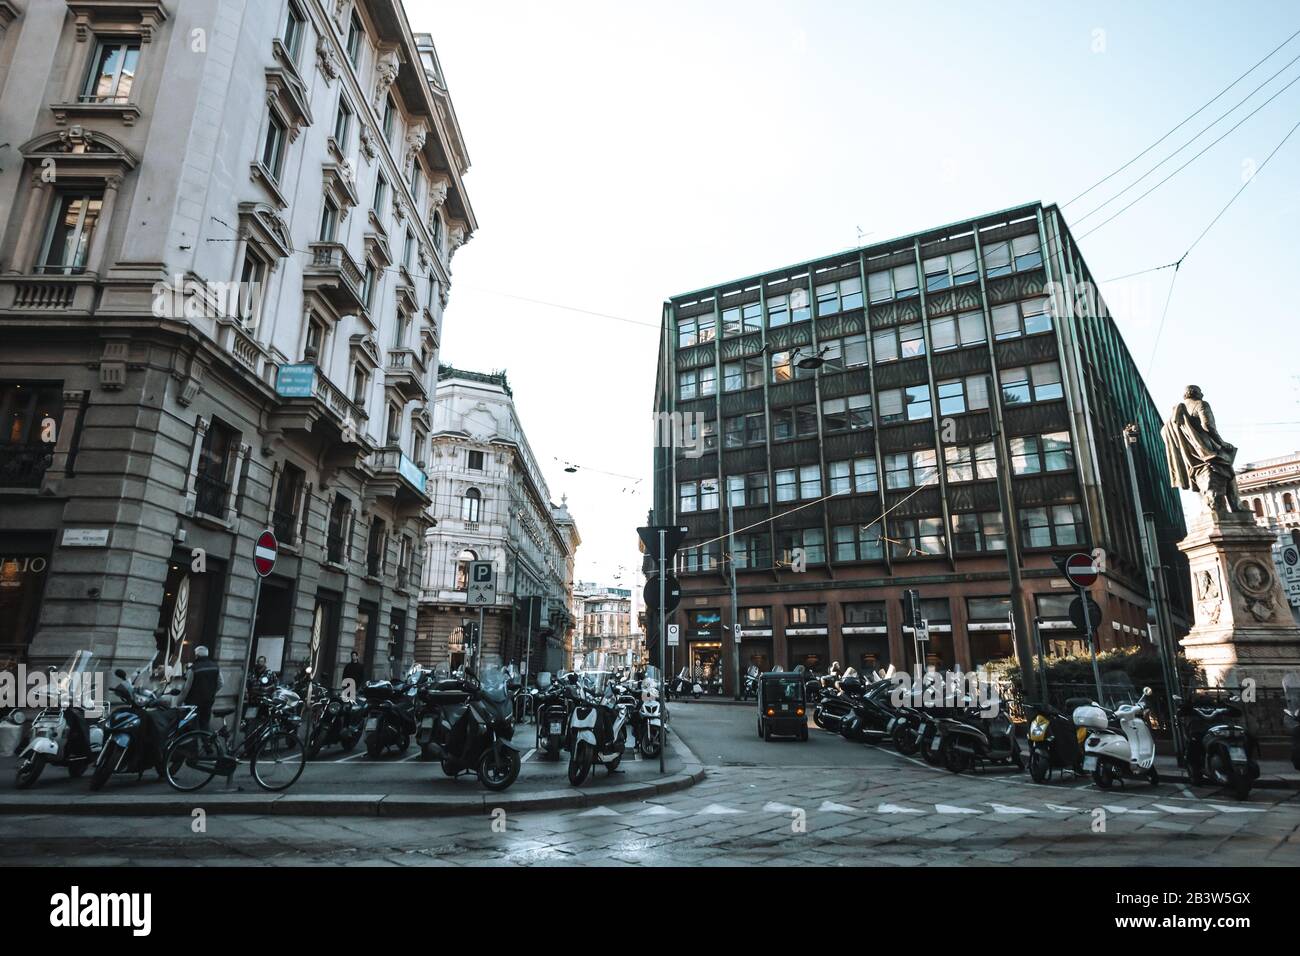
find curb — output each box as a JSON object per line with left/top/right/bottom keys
{"left": 0, "top": 737, "right": 707, "bottom": 819}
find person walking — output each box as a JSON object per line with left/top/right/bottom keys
{"left": 180, "top": 646, "right": 224, "bottom": 732}
{"left": 342, "top": 651, "right": 365, "bottom": 692}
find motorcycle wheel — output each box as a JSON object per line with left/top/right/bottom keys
{"left": 1187, "top": 760, "right": 1205, "bottom": 786}
{"left": 420, "top": 742, "right": 436, "bottom": 760}
{"left": 813, "top": 710, "right": 828, "bottom": 730}
{"left": 68, "top": 761, "right": 89, "bottom": 779}
{"left": 1147, "top": 766, "right": 1160, "bottom": 787}
{"left": 1210, "top": 749, "right": 1251, "bottom": 800}
{"left": 477, "top": 748, "right": 520, "bottom": 792}
{"left": 799, "top": 726, "right": 809, "bottom": 742}
{"left": 568, "top": 742, "right": 593, "bottom": 786}
{"left": 892, "top": 721, "right": 919, "bottom": 756}
{"left": 1093, "top": 759, "right": 1116, "bottom": 789}
{"left": 757, "top": 719, "right": 764, "bottom": 740}
{"left": 606, "top": 751, "right": 623, "bottom": 774}
{"left": 920, "top": 733, "right": 944, "bottom": 766}
{"left": 1028, "top": 748, "right": 1051, "bottom": 784}
{"left": 1011, "top": 744, "right": 1025, "bottom": 771}
{"left": 397, "top": 733, "right": 410, "bottom": 756}
{"left": 440, "top": 758, "right": 460, "bottom": 777}
{"left": 90, "top": 742, "right": 120, "bottom": 791}
{"left": 305, "top": 729, "right": 325, "bottom": 760}
{"left": 641, "top": 730, "right": 661, "bottom": 758}
{"left": 15, "top": 754, "right": 46, "bottom": 789}
{"left": 941, "top": 736, "right": 971, "bottom": 774}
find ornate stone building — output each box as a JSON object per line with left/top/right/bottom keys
{"left": 415, "top": 366, "right": 579, "bottom": 673}
{"left": 1238, "top": 451, "right": 1300, "bottom": 534}
{"left": 0, "top": 1, "right": 475, "bottom": 694}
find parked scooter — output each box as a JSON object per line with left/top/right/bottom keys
{"left": 669, "top": 668, "right": 703, "bottom": 699}
{"left": 812, "top": 667, "right": 861, "bottom": 731}
{"left": 363, "top": 669, "right": 421, "bottom": 758}
{"left": 936, "top": 696, "right": 1023, "bottom": 773}
{"left": 839, "top": 678, "right": 901, "bottom": 744}
{"left": 567, "top": 673, "right": 629, "bottom": 785}
{"left": 742, "top": 664, "right": 760, "bottom": 700}
{"left": 1025, "top": 698, "right": 1091, "bottom": 783}
{"left": 891, "top": 704, "right": 949, "bottom": 765}
{"left": 306, "top": 686, "right": 368, "bottom": 758}
{"left": 1175, "top": 692, "right": 1259, "bottom": 800}
{"left": 635, "top": 667, "right": 665, "bottom": 758}
{"left": 427, "top": 665, "right": 520, "bottom": 791}
{"left": 90, "top": 669, "right": 194, "bottom": 791}
{"left": 14, "top": 651, "right": 105, "bottom": 787}
{"left": 533, "top": 674, "right": 571, "bottom": 761}
{"left": 1076, "top": 688, "right": 1159, "bottom": 789}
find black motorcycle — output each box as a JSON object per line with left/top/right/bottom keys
{"left": 363, "top": 673, "right": 420, "bottom": 758}
{"left": 935, "top": 696, "right": 1023, "bottom": 773}
{"left": 1175, "top": 692, "right": 1260, "bottom": 800}
{"left": 891, "top": 703, "right": 949, "bottom": 765}
{"left": 840, "top": 678, "right": 904, "bottom": 744}
{"left": 306, "top": 687, "right": 368, "bottom": 758}
{"left": 90, "top": 672, "right": 193, "bottom": 791}
{"left": 813, "top": 670, "right": 861, "bottom": 731}
{"left": 533, "top": 678, "right": 572, "bottom": 761}
{"left": 427, "top": 666, "right": 520, "bottom": 791}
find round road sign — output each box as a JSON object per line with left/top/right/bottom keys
{"left": 253, "top": 530, "right": 278, "bottom": 577}
{"left": 1064, "top": 551, "right": 1098, "bottom": 589}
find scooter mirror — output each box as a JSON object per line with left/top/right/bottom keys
{"left": 1142, "top": 686, "right": 1153, "bottom": 696}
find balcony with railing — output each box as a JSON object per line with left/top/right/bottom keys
{"left": 305, "top": 242, "right": 366, "bottom": 314}
{"left": 0, "top": 274, "right": 98, "bottom": 315}
{"left": 384, "top": 348, "right": 426, "bottom": 400}
{"left": 367, "top": 445, "right": 431, "bottom": 509}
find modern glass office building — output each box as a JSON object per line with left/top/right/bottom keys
{"left": 651, "top": 202, "right": 1190, "bottom": 695}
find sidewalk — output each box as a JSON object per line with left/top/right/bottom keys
{"left": 0, "top": 731, "right": 705, "bottom": 817}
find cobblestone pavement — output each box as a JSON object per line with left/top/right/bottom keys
{"left": 1, "top": 703, "right": 1296, "bottom": 866}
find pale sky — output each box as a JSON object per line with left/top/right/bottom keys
{"left": 410, "top": 0, "right": 1300, "bottom": 584}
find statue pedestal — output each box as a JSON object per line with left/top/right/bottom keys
{"left": 1178, "top": 510, "right": 1300, "bottom": 688}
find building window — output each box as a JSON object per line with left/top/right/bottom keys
{"left": 778, "top": 528, "right": 825, "bottom": 565}
{"left": 795, "top": 464, "right": 820, "bottom": 498}
{"left": 951, "top": 511, "right": 1006, "bottom": 553}
{"left": 891, "top": 517, "right": 946, "bottom": 557}
{"left": 351, "top": 365, "right": 368, "bottom": 405}
{"left": 373, "top": 172, "right": 388, "bottom": 214}
{"left": 319, "top": 198, "right": 339, "bottom": 243}
{"left": 992, "top": 297, "right": 1053, "bottom": 339}
{"left": 885, "top": 449, "right": 938, "bottom": 489}
{"left": 828, "top": 460, "right": 851, "bottom": 495}
{"left": 742, "top": 607, "right": 771, "bottom": 628}
{"left": 1021, "top": 504, "right": 1084, "bottom": 548}
{"left": 367, "top": 517, "right": 387, "bottom": 577}
{"left": 461, "top": 488, "right": 482, "bottom": 523}
{"left": 905, "top": 384, "right": 932, "bottom": 421}
{"left": 397, "top": 535, "right": 413, "bottom": 589}
{"left": 873, "top": 323, "right": 925, "bottom": 363}
{"left": 770, "top": 350, "right": 793, "bottom": 383}
{"left": 36, "top": 192, "right": 103, "bottom": 275}
{"left": 944, "top": 441, "right": 998, "bottom": 482}
{"left": 238, "top": 249, "right": 268, "bottom": 329}
{"left": 333, "top": 97, "right": 353, "bottom": 149}
{"left": 733, "top": 533, "right": 771, "bottom": 570}
{"left": 195, "top": 420, "right": 237, "bottom": 517}
{"left": 878, "top": 388, "right": 903, "bottom": 425}
{"left": 721, "top": 302, "right": 764, "bottom": 336}
{"left": 679, "top": 541, "right": 719, "bottom": 573}
{"left": 468, "top": 450, "right": 484, "bottom": 470}
{"left": 385, "top": 404, "right": 401, "bottom": 444}
{"left": 260, "top": 111, "right": 288, "bottom": 180}
{"left": 326, "top": 493, "right": 351, "bottom": 564}
{"left": 382, "top": 93, "right": 397, "bottom": 144}
{"left": 82, "top": 38, "right": 140, "bottom": 103}
{"left": 815, "top": 276, "right": 863, "bottom": 315}
{"left": 678, "top": 369, "right": 697, "bottom": 401}
{"left": 788, "top": 604, "right": 827, "bottom": 627}
{"left": 833, "top": 524, "right": 884, "bottom": 561}
{"left": 0, "top": 383, "right": 62, "bottom": 489}
{"left": 774, "top": 468, "right": 796, "bottom": 503}
{"left": 403, "top": 230, "right": 414, "bottom": 269}
{"left": 844, "top": 601, "right": 887, "bottom": 624}
{"left": 923, "top": 255, "right": 950, "bottom": 293}
{"left": 678, "top": 313, "right": 716, "bottom": 348}
{"left": 304, "top": 316, "right": 326, "bottom": 364}
{"left": 1011, "top": 431, "right": 1074, "bottom": 474}
{"left": 1000, "top": 362, "right": 1064, "bottom": 405}
{"left": 936, "top": 379, "right": 966, "bottom": 416}
{"left": 984, "top": 236, "right": 1042, "bottom": 276}
{"left": 346, "top": 10, "right": 365, "bottom": 66}
{"left": 726, "top": 472, "right": 767, "bottom": 507}
{"left": 453, "top": 549, "right": 477, "bottom": 590}
{"left": 283, "top": 1, "right": 307, "bottom": 60}
{"left": 698, "top": 365, "right": 717, "bottom": 397}
{"left": 271, "top": 463, "right": 305, "bottom": 545}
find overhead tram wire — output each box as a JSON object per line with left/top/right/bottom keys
{"left": 1063, "top": 25, "right": 1300, "bottom": 209}
{"left": 1077, "top": 69, "right": 1300, "bottom": 241}
{"left": 1070, "top": 49, "right": 1300, "bottom": 228}
{"left": 1143, "top": 114, "right": 1300, "bottom": 377}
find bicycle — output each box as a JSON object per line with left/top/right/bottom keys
{"left": 163, "top": 688, "right": 306, "bottom": 792}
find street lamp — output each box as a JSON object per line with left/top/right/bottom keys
{"left": 792, "top": 346, "right": 830, "bottom": 370}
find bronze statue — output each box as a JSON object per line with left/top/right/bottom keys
{"left": 1161, "top": 385, "right": 1241, "bottom": 514}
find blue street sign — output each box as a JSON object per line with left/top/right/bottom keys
{"left": 276, "top": 363, "right": 316, "bottom": 398}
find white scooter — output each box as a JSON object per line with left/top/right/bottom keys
{"left": 1075, "top": 687, "right": 1159, "bottom": 789}
{"left": 638, "top": 674, "right": 665, "bottom": 758}
{"left": 567, "top": 679, "right": 629, "bottom": 786}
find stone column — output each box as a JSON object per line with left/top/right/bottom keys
{"left": 10, "top": 176, "right": 53, "bottom": 273}
{"left": 84, "top": 174, "right": 122, "bottom": 275}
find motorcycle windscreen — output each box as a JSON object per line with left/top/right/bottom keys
{"left": 474, "top": 666, "right": 514, "bottom": 734}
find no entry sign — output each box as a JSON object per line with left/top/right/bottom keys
{"left": 1063, "top": 551, "right": 1098, "bottom": 589}
{"left": 253, "top": 530, "right": 277, "bottom": 577}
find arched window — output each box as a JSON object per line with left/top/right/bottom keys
{"left": 1284, "top": 493, "right": 1295, "bottom": 513}
{"left": 454, "top": 549, "right": 478, "bottom": 591}
{"left": 461, "top": 487, "right": 482, "bottom": 523}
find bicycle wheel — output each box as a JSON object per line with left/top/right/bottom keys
{"left": 164, "top": 730, "right": 220, "bottom": 792}
{"left": 251, "top": 729, "right": 305, "bottom": 792}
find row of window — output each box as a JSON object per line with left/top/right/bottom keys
{"left": 675, "top": 240, "right": 1045, "bottom": 345}
{"left": 680, "top": 429, "right": 1073, "bottom": 512}
{"left": 676, "top": 503, "right": 1084, "bottom": 572}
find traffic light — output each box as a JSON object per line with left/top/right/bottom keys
{"left": 904, "top": 589, "right": 923, "bottom": 631}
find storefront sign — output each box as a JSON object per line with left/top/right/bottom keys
{"left": 61, "top": 529, "right": 109, "bottom": 547}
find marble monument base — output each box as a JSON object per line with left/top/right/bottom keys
{"left": 1178, "top": 510, "right": 1300, "bottom": 688}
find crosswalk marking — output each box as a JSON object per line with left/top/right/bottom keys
{"left": 1209, "top": 804, "right": 1267, "bottom": 813}
{"left": 763, "top": 801, "right": 800, "bottom": 813}
{"left": 577, "top": 806, "right": 620, "bottom": 817}
{"left": 818, "top": 801, "right": 856, "bottom": 813}
{"left": 639, "top": 804, "right": 680, "bottom": 816}
{"left": 698, "top": 803, "right": 745, "bottom": 815}
{"left": 1153, "top": 803, "right": 1212, "bottom": 814}
{"left": 877, "top": 803, "right": 925, "bottom": 814}
{"left": 935, "top": 804, "right": 983, "bottom": 814}
{"left": 986, "top": 802, "right": 1036, "bottom": 814}
{"left": 1103, "top": 805, "right": 1157, "bottom": 815}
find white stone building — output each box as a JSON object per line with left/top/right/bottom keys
{"left": 0, "top": 1, "right": 474, "bottom": 693}
{"left": 1239, "top": 452, "right": 1300, "bottom": 534}
{"left": 416, "top": 366, "right": 579, "bottom": 673}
